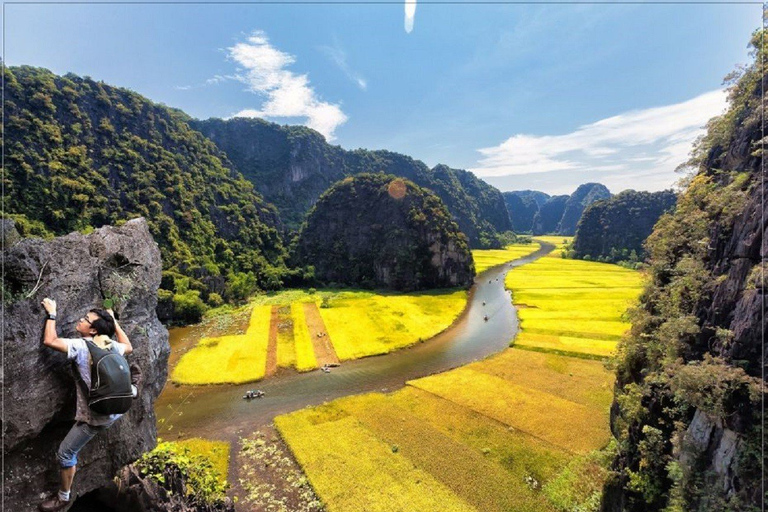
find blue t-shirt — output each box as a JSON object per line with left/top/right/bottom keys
{"left": 63, "top": 337, "right": 127, "bottom": 426}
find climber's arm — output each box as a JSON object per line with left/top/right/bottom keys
{"left": 107, "top": 309, "right": 133, "bottom": 355}
{"left": 41, "top": 298, "right": 68, "bottom": 353}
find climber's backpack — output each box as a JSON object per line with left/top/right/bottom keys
{"left": 84, "top": 339, "right": 133, "bottom": 415}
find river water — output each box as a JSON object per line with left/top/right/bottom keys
{"left": 154, "top": 242, "right": 554, "bottom": 443}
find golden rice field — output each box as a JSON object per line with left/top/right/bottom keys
{"left": 471, "top": 242, "right": 540, "bottom": 274}
{"left": 172, "top": 288, "right": 467, "bottom": 384}
{"left": 505, "top": 237, "right": 644, "bottom": 357}
{"left": 276, "top": 242, "right": 641, "bottom": 512}
{"left": 172, "top": 305, "right": 271, "bottom": 385}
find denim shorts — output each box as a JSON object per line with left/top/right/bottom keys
{"left": 56, "top": 421, "right": 110, "bottom": 468}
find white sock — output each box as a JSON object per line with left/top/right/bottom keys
{"left": 58, "top": 490, "right": 70, "bottom": 502}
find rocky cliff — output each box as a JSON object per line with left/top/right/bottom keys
{"left": 573, "top": 190, "right": 677, "bottom": 263}
{"left": 556, "top": 182, "right": 612, "bottom": 236}
{"left": 603, "top": 27, "right": 766, "bottom": 512}
{"left": 193, "top": 117, "right": 511, "bottom": 248}
{"left": 531, "top": 194, "right": 569, "bottom": 235}
{"left": 2, "top": 218, "right": 170, "bottom": 511}
{"left": 295, "top": 174, "right": 475, "bottom": 290}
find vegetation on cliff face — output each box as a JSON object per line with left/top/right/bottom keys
{"left": 605, "top": 27, "right": 766, "bottom": 512}
{"left": 506, "top": 185, "right": 611, "bottom": 236}
{"left": 572, "top": 190, "right": 677, "bottom": 265}
{"left": 3, "top": 66, "right": 290, "bottom": 322}
{"left": 194, "top": 118, "right": 511, "bottom": 248}
{"left": 296, "top": 174, "right": 475, "bottom": 290}
{"left": 503, "top": 192, "right": 542, "bottom": 232}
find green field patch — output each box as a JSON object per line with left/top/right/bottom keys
{"left": 275, "top": 414, "right": 476, "bottom": 512}
{"left": 465, "top": 348, "right": 614, "bottom": 410}
{"left": 336, "top": 393, "right": 555, "bottom": 512}
{"left": 472, "top": 243, "right": 541, "bottom": 274}
{"left": 292, "top": 302, "right": 317, "bottom": 371}
{"left": 409, "top": 368, "right": 610, "bottom": 454}
{"left": 172, "top": 305, "right": 271, "bottom": 384}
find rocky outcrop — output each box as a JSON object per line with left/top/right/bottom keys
{"left": 573, "top": 190, "right": 677, "bottom": 262}
{"left": 603, "top": 28, "right": 767, "bottom": 512}
{"left": 557, "top": 183, "right": 611, "bottom": 236}
{"left": 502, "top": 192, "right": 542, "bottom": 233}
{"left": 2, "top": 218, "right": 170, "bottom": 511}
{"left": 295, "top": 174, "right": 475, "bottom": 290}
{"left": 531, "top": 195, "right": 568, "bottom": 235}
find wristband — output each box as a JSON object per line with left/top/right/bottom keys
{"left": 46, "top": 314, "right": 57, "bottom": 321}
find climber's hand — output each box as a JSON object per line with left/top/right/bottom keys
{"left": 42, "top": 298, "right": 57, "bottom": 315}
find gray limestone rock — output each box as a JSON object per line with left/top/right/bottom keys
{"left": 2, "top": 218, "right": 170, "bottom": 511}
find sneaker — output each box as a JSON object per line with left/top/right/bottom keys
{"left": 38, "top": 495, "right": 71, "bottom": 512}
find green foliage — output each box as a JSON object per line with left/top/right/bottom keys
{"left": 3, "top": 213, "right": 53, "bottom": 239}
{"left": 3, "top": 65, "right": 288, "bottom": 319}
{"left": 226, "top": 271, "right": 258, "bottom": 303}
{"left": 609, "top": 25, "right": 766, "bottom": 512}
{"left": 173, "top": 290, "right": 208, "bottom": 324}
{"left": 137, "top": 441, "right": 228, "bottom": 506}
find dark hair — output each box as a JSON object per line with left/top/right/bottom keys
{"left": 89, "top": 309, "right": 116, "bottom": 337}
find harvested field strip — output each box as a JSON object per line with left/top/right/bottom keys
{"left": 303, "top": 302, "right": 339, "bottom": 366}
{"left": 465, "top": 348, "right": 614, "bottom": 410}
{"left": 171, "top": 305, "right": 271, "bottom": 385}
{"left": 265, "top": 306, "right": 279, "bottom": 377}
{"left": 472, "top": 243, "right": 541, "bottom": 274}
{"left": 274, "top": 413, "right": 476, "bottom": 512}
{"left": 292, "top": 303, "right": 317, "bottom": 372}
{"left": 276, "top": 306, "right": 297, "bottom": 369}
{"left": 514, "top": 333, "right": 616, "bottom": 358}
{"left": 390, "top": 387, "right": 570, "bottom": 482}
{"left": 409, "top": 367, "right": 610, "bottom": 454}
{"left": 337, "top": 393, "right": 555, "bottom": 512}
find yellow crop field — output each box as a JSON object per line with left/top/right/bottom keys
{"left": 172, "top": 438, "right": 230, "bottom": 484}
{"left": 390, "top": 387, "right": 570, "bottom": 481}
{"left": 292, "top": 302, "right": 317, "bottom": 371}
{"left": 506, "top": 245, "right": 643, "bottom": 357}
{"left": 172, "top": 305, "right": 271, "bottom": 384}
{"left": 409, "top": 367, "right": 610, "bottom": 454}
{"left": 318, "top": 289, "right": 466, "bottom": 360}
{"left": 275, "top": 412, "right": 476, "bottom": 512}
{"left": 335, "top": 393, "right": 556, "bottom": 512}
{"left": 534, "top": 236, "right": 572, "bottom": 248}
{"left": 465, "top": 349, "right": 614, "bottom": 410}
{"left": 472, "top": 243, "right": 541, "bottom": 274}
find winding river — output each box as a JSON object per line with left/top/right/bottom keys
{"left": 155, "top": 242, "right": 555, "bottom": 442}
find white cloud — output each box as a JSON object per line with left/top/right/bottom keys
{"left": 404, "top": 0, "right": 417, "bottom": 33}
{"left": 227, "top": 31, "right": 348, "bottom": 141}
{"left": 471, "top": 90, "right": 728, "bottom": 187}
{"left": 319, "top": 43, "right": 367, "bottom": 90}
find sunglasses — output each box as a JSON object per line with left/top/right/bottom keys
{"left": 79, "top": 317, "right": 93, "bottom": 326}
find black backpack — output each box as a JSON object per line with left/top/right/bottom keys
{"left": 84, "top": 339, "right": 133, "bottom": 415}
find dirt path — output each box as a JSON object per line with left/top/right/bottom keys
{"left": 265, "top": 306, "right": 279, "bottom": 377}
{"left": 304, "top": 302, "right": 340, "bottom": 366}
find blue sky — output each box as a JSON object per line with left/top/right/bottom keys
{"left": 5, "top": 2, "right": 762, "bottom": 195}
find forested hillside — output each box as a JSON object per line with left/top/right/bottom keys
{"left": 3, "top": 66, "right": 289, "bottom": 322}
{"left": 193, "top": 118, "right": 511, "bottom": 248}
{"left": 603, "top": 28, "right": 766, "bottom": 512}
{"left": 572, "top": 190, "right": 677, "bottom": 264}
{"left": 295, "top": 174, "right": 474, "bottom": 290}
